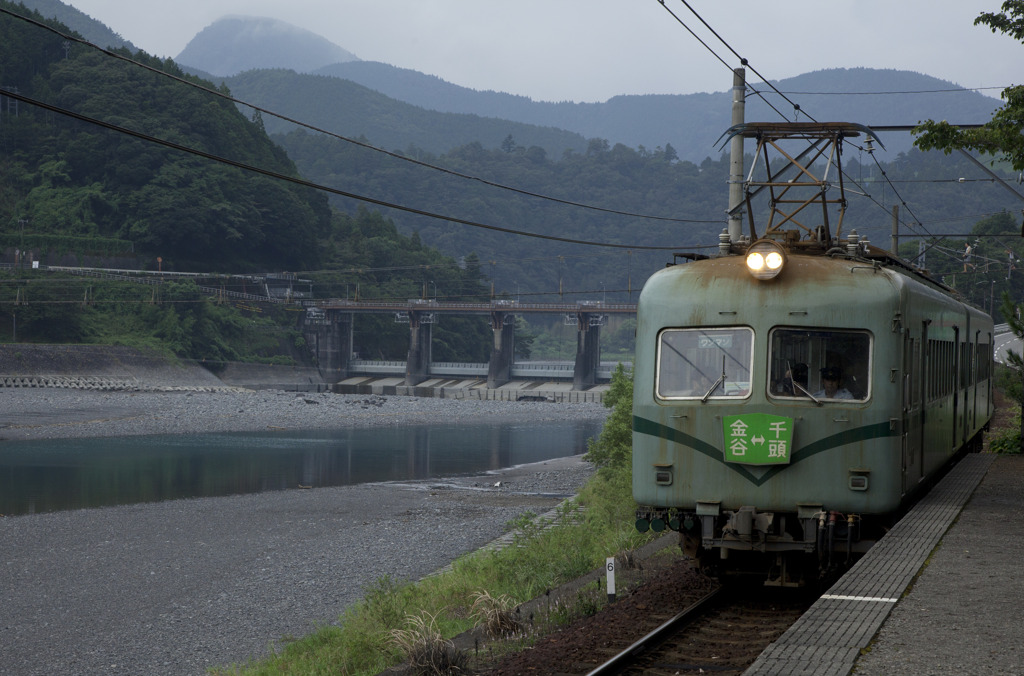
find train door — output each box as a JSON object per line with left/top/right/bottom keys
{"left": 902, "top": 329, "right": 923, "bottom": 494}
{"left": 984, "top": 330, "right": 994, "bottom": 420}
{"left": 971, "top": 330, "right": 980, "bottom": 441}
{"left": 961, "top": 319, "right": 973, "bottom": 446}
{"left": 952, "top": 326, "right": 960, "bottom": 451}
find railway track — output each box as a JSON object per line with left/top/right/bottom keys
{"left": 586, "top": 585, "right": 813, "bottom": 676}
{"left": 480, "top": 556, "right": 814, "bottom": 676}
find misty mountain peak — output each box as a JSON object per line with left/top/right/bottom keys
{"left": 175, "top": 16, "right": 359, "bottom": 77}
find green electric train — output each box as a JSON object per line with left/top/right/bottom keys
{"left": 632, "top": 123, "right": 994, "bottom": 585}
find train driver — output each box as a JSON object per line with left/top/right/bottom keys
{"left": 814, "top": 366, "right": 854, "bottom": 400}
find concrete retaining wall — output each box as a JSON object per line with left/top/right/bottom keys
{"left": 334, "top": 377, "right": 607, "bottom": 403}
{"left": 0, "top": 344, "right": 222, "bottom": 388}
{"left": 0, "top": 345, "right": 606, "bottom": 401}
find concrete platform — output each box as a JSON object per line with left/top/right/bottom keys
{"left": 746, "top": 452, "right": 1008, "bottom": 676}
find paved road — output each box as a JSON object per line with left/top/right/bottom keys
{"left": 995, "top": 326, "right": 1019, "bottom": 365}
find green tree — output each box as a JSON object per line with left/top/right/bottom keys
{"left": 914, "top": 2, "right": 1024, "bottom": 170}
{"left": 512, "top": 316, "right": 535, "bottom": 359}
{"left": 998, "top": 292, "right": 1024, "bottom": 452}
{"left": 584, "top": 364, "right": 633, "bottom": 474}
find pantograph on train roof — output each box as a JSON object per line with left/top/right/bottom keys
{"left": 719, "top": 122, "right": 886, "bottom": 246}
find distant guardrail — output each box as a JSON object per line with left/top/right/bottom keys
{"left": 347, "top": 360, "right": 631, "bottom": 380}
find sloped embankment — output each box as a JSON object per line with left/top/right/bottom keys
{"left": 0, "top": 344, "right": 224, "bottom": 389}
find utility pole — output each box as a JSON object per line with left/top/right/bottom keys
{"left": 727, "top": 68, "right": 746, "bottom": 243}
{"left": 891, "top": 206, "right": 899, "bottom": 255}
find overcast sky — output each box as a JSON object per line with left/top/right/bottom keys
{"left": 64, "top": 0, "right": 1021, "bottom": 103}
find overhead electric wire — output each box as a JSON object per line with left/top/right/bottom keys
{"left": 654, "top": 0, "right": 790, "bottom": 122}
{"left": 2, "top": 88, "right": 707, "bottom": 252}
{"left": 861, "top": 177, "right": 1009, "bottom": 184}
{"left": 902, "top": 233, "right": 1024, "bottom": 238}
{"left": 4, "top": 7, "right": 1009, "bottom": 263}
{"left": 656, "top": 0, "right": 914, "bottom": 236}
{"left": 656, "top": 0, "right": 934, "bottom": 247}
{"left": 778, "top": 86, "right": 1011, "bottom": 96}
{"left": 671, "top": 0, "right": 1001, "bottom": 225}
{"left": 660, "top": 0, "right": 819, "bottom": 123}
{"left": 294, "top": 248, "right": 637, "bottom": 277}
{"left": 652, "top": 0, "right": 1023, "bottom": 261}
{"left": 0, "top": 7, "right": 717, "bottom": 226}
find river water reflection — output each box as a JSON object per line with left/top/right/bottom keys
{"left": 0, "top": 420, "right": 603, "bottom": 516}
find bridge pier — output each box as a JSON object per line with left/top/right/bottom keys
{"left": 405, "top": 310, "right": 434, "bottom": 386}
{"left": 573, "top": 311, "right": 604, "bottom": 391}
{"left": 303, "top": 309, "right": 352, "bottom": 384}
{"left": 487, "top": 311, "right": 515, "bottom": 389}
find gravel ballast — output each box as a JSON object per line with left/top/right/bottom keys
{"left": 0, "top": 388, "right": 607, "bottom": 675}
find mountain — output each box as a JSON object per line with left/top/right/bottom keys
{"left": 17, "top": 0, "right": 137, "bottom": 52}
{"left": 176, "top": 16, "right": 359, "bottom": 77}
{"left": 10, "top": 7, "right": 1005, "bottom": 163}
{"left": 314, "top": 62, "right": 1002, "bottom": 162}
{"left": 223, "top": 69, "right": 589, "bottom": 159}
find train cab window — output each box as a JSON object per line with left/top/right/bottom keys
{"left": 656, "top": 327, "right": 754, "bottom": 400}
{"left": 769, "top": 328, "right": 871, "bottom": 402}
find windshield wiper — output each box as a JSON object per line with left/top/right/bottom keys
{"left": 784, "top": 360, "right": 822, "bottom": 405}
{"left": 701, "top": 357, "right": 727, "bottom": 403}
{"left": 792, "top": 380, "right": 822, "bottom": 406}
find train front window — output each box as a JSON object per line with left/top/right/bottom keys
{"left": 769, "top": 328, "right": 871, "bottom": 401}
{"left": 656, "top": 327, "right": 754, "bottom": 400}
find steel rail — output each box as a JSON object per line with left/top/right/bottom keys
{"left": 584, "top": 586, "right": 724, "bottom": 676}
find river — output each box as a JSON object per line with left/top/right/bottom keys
{"left": 0, "top": 419, "right": 603, "bottom": 515}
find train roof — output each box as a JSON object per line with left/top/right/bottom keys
{"left": 673, "top": 238, "right": 958, "bottom": 298}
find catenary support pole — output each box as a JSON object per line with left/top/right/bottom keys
{"left": 728, "top": 67, "right": 746, "bottom": 243}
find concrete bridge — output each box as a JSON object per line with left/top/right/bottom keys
{"left": 17, "top": 266, "right": 635, "bottom": 392}
{"left": 302, "top": 299, "right": 636, "bottom": 391}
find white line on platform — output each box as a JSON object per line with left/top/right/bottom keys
{"left": 821, "top": 594, "right": 899, "bottom": 603}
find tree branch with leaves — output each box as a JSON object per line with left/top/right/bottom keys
{"left": 914, "top": 2, "right": 1024, "bottom": 172}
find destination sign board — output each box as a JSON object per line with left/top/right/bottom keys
{"left": 722, "top": 413, "right": 794, "bottom": 465}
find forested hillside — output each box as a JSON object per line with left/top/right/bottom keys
{"left": 274, "top": 127, "right": 1024, "bottom": 302}
{"left": 18, "top": 0, "right": 136, "bottom": 52}
{"left": 2, "top": 1, "right": 1022, "bottom": 360}
{"left": 0, "top": 3, "right": 331, "bottom": 272}
{"left": 0, "top": 3, "right": 493, "bottom": 361}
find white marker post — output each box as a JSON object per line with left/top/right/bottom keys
{"left": 606, "top": 556, "right": 616, "bottom": 603}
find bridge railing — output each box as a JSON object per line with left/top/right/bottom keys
{"left": 347, "top": 360, "right": 631, "bottom": 381}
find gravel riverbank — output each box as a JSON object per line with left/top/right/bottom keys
{"left": 0, "top": 388, "right": 608, "bottom": 442}
{"left": 0, "top": 388, "right": 607, "bottom": 675}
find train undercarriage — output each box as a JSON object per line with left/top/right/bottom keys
{"left": 636, "top": 503, "right": 878, "bottom": 586}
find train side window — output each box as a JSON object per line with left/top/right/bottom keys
{"left": 656, "top": 327, "right": 754, "bottom": 400}
{"left": 768, "top": 328, "right": 871, "bottom": 402}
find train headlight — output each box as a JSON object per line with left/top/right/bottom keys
{"left": 745, "top": 241, "right": 787, "bottom": 280}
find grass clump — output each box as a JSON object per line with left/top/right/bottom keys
{"left": 988, "top": 403, "right": 1022, "bottom": 454}
{"left": 469, "top": 591, "right": 520, "bottom": 638}
{"left": 390, "top": 611, "right": 467, "bottom": 675}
